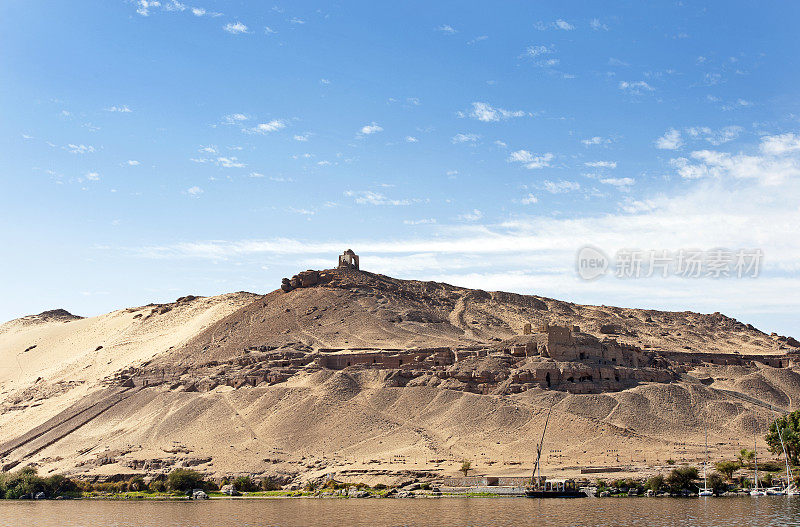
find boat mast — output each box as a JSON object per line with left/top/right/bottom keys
{"left": 530, "top": 406, "right": 553, "bottom": 486}
{"left": 703, "top": 428, "right": 708, "bottom": 490}
{"left": 777, "top": 424, "right": 794, "bottom": 491}
{"left": 754, "top": 435, "right": 759, "bottom": 491}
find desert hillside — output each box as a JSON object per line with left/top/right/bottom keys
{"left": 1, "top": 265, "right": 798, "bottom": 485}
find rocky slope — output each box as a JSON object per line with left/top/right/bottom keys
{"left": 0, "top": 267, "right": 797, "bottom": 485}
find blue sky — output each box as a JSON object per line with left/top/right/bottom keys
{"left": 2, "top": 1, "right": 799, "bottom": 336}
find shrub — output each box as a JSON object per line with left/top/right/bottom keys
{"left": 233, "top": 476, "right": 258, "bottom": 492}
{"left": 666, "top": 466, "right": 699, "bottom": 493}
{"left": 666, "top": 459, "right": 675, "bottom": 465}
{"left": 645, "top": 474, "right": 664, "bottom": 492}
{"left": 460, "top": 460, "right": 471, "bottom": 477}
{"left": 149, "top": 479, "right": 166, "bottom": 493}
{"left": 127, "top": 476, "right": 146, "bottom": 492}
{"left": 708, "top": 473, "right": 727, "bottom": 494}
{"left": 261, "top": 477, "right": 282, "bottom": 491}
{"left": 166, "top": 469, "right": 205, "bottom": 492}
{"left": 714, "top": 460, "right": 740, "bottom": 481}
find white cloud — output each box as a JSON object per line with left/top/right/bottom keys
{"left": 319, "top": 78, "right": 331, "bottom": 85}
{"left": 406, "top": 136, "right": 418, "bottom": 143}
{"left": 520, "top": 193, "right": 538, "bottom": 205}
{"left": 404, "top": 218, "right": 437, "bottom": 225}
{"left": 345, "top": 190, "right": 411, "bottom": 206}
{"left": 66, "top": 144, "right": 95, "bottom": 154}
{"left": 436, "top": 24, "right": 457, "bottom": 34}
{"left": 85, "top": 171, "right": 100, "bottom": 181}
{"left": 525, "top": 45, "right": 553, "bottom": 57}
{"left": 452, "top": 133, "right": 479, "bottom": 144}
{"left": 508, "top": 150, "right": 554, "bottom": 169}
{"left": 215, "top": 156, "right": 245, "bottom": 168}
{"left": 222, "top": 113, "right": 248, "bottom": 125}
{"left": 458, "top": 209, "right": 483, "bottom": 221}
{"left": 584, "top": 161, "right": 617, "bottom": 168}
{"left": 199, "top": 145, "right": 218, "bottom": 154}
{"left": 554, "top": 19, "right": 574, "bottom": 30}
{"left": 191, "top": 7, "right": 205, "bottom": 16}
{"left": 289, "top": 17, "right": 305, "bottom": 24}
{"left": 187, "top": 186, "right": 203, "bottom": 196}
{"left": 293, "top": 133, "right": 310, "bottom": 142}
{"left": 581, "top": 136, "right": 611, "bottom": 146}
{"left": 360, "top": 123, "right": 383, "bottom": 135}
{"left": 619, "top": 80, "right": 654, "bottom": 94}
{"left": 590, "top": 18, "right": 609, "bottom": 31}
{"left": 105, "top": 105, "right": 132, "bottom": 113}
{"left": 467, "top": 102, "right": 526, "bottom": 122}
{"left": 543, "top": 180, "right": 580, "bottom": 193}
{"left": 534, "top": 19, "right": 574, "bottom": 31}
{"left": 760, "top": 133, "right": 800, "bottom": 155}
{"left": 669, "top": 134, "right": 800, "bottom": 185}
{"left": 599, "top": 177, "right": 634, "bottom": 189}
{"left": 655, "top": 128, "right": 683, "bottom": 150}
{"left": 223, "top": 22, "right": 248, "bottom": 34}
{"left": 126, "top": 160, "right": 140, "bottom": 166}
{"left": 246, "top": 120, "right": 286, "bottom": 134}
{"left": 135, "top": 0, "right": 160, "bottom": 16}
{"left": 249, "top": 172, "right": 264, "bottom": 178}
{"left": 685, "top": 126, "right": 743, "bottom": 146}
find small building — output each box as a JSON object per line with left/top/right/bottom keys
{"left": 338, "top": 249, "right": 360, "bottom": 270}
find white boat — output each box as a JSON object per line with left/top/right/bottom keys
{"left": 699, "top": 428, "right": 714, "bottom": 497}
{"left": 750, "top": 436, "right": 766, "bottom": 496}
{"left": 766, "top": 487, "right": 785, "bottom": 495}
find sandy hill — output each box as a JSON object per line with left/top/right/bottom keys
{"left": 0, "top": 266, "right": 798, "bottom": 484}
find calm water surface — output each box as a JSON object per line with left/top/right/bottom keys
{"left": 1, "top": 497, "right": 798, "bottom": 527}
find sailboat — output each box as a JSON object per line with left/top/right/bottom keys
{"left": 699, "top": 428, "right": 714, "bottom": 496}
{"left": 777, "top": 424, "right": 798, "bottom": 496}
{"left": 750, "top": 436, "right": 767, "bottom": 496}
{"left": 524, "top": 407, "right": 585, "bottom": 498}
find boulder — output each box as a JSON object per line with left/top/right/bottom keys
{"left": 192, "top": 490, "right": 209, "bottom": 500}
{"left": 221, "top": 484, "right": 240, "bottom": 496}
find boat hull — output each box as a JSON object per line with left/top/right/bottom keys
{"left": 524, "top": 490, "right": 586, "bottom": 498}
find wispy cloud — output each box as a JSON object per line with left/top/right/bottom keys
{"left": 452, "top": 133, "right": 479, "bottom": 144}
{"left": 508, "top": 150, "right": 554, "bottom": 169}
{"left": 246, "top": 120, "right": 286, "bottom": 134}
{"left": 534, "top": 19, "right": 574, "bottom": 31}
{"left": 223, "top": 22, "right": 248, "bottom": 34}
{"left": 360, "top": 123, "right": 383, "bottom": 135}
{"left": 222, "top": 113, "right": 249, "bottom": 125}
{"left": 464, "top": 102, "right": 526, "bottom": 122}
{"left": 543, "top": 180, "right": 580, "bottom": 193}
{"left": 65, "top": 144, "right": 95, "bottom": 154}
{"left": 345, "top": 190, "right": 411, "bottom": 206}
{"left": 187, "top": 185, "right": 203, "bottom": 196}
{"left": 436, "top": 24, "right": 457, "bottom": 34}
{"left": 655, "top": 128, "right": 683, "bottom": 150}
{"left": 581, "top": 136, "right": 612, "bottom": 146}
{"left": 619, "top": 80, "right": 654, "bottom": 94}
{"left": 584, "top": 161, "right": 617, "bottom": 168}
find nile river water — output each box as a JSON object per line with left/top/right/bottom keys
{"left": 0, "top": 497, "right": 798, "bottom": 527}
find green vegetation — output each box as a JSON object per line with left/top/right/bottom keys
{"left": 460, "top": 460, "right": 472, "bottom": 477}
{"left": 233, "top": 476, "right": 259, "bottom": 492}
{"left": 766, "top": 410, "right": 800, "bottom": 466}
{"left": 665, "top": 466, "right": 699, "bottom": 493}
{"left": 714, "top": 460, "right": 740, "bottom": 481}
{"left": 0, "top": 467, "right": 78, "bottom": 499}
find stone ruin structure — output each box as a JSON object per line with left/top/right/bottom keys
{"left": 337, "top": 249, "right": 359, "bottom": 270}
{"left": 110, "top": 317, "right": 796, "bottom": 396}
